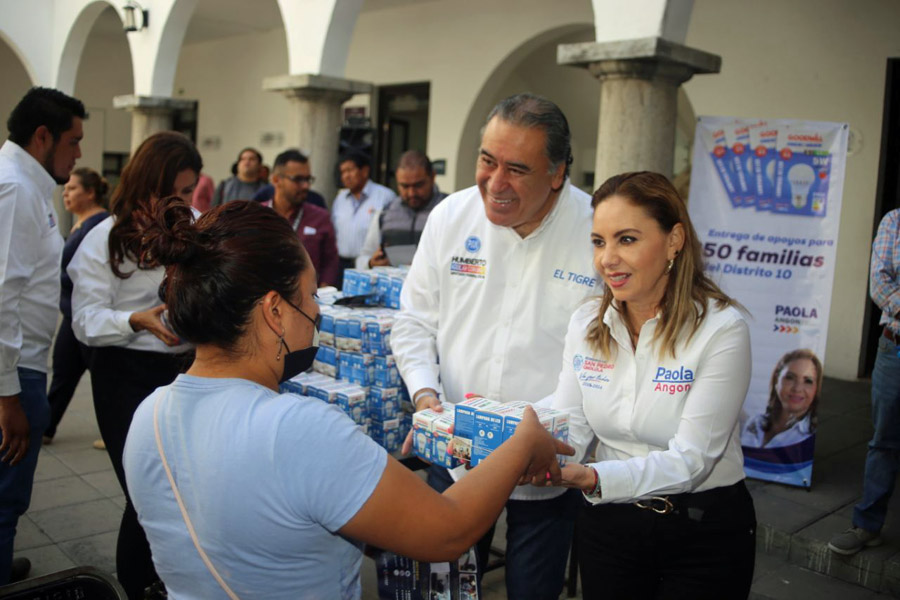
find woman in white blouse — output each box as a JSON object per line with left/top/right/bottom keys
{"left": 741, "top": 348, "right": 821, "bottom": 448}
{"left": 542, "top": 171, "right": 756, "bottom": 599}
{"left": 68, "top": 132, "right": 201, "bottom": 599}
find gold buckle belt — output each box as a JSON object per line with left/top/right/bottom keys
{"left": 634, "top": 496, "right": 675, "bottom": 514}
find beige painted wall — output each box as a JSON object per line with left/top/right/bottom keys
{"left": 457, "top": 27, "right": 600, "bottom": 195}
{"left": 684, "top": 0, "right": 900, "bottom": 378}
{"left": 1, "top": 28, "right": 132, "bottom": 231}
{"left": 346, "top": 0, "right": 595, "bottom": 190}
{"left": 0, "top": 40, "right": 34, "bottom": 132}
{"left": 173, "top": 27, "right": 291, "bottom": 185}
{"left": 74, "top": 31, "right": 134, "bottom": 176}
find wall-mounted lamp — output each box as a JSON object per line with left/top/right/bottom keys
{"left": 123, "top": 1, "right": 149, "bottom": 33}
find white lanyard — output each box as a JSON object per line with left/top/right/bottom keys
{"left": 291, "top": 207, "right": 304, "bottom": 232}
{"left": 154, "top": 396, "right": 241, "bottom": 600}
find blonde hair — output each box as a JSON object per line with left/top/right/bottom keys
{"left": 586, "top": 171, "right": 740, "bottom": 359}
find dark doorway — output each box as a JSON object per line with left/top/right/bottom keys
{"left": 860, "top": 57, "right": 900, "bottom": 377}
{"left": 171, "top": 101, "right": 198, "bottom": 143}
{"left": 376, "top": 82, "right": 430, "bottom": 190}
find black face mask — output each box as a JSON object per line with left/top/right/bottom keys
{"left": 279, "top": 298, "right": 320, "bottom": 384}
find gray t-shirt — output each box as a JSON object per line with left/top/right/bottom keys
{"left": 213, "top": 177, "right": 265, "bottom": 206}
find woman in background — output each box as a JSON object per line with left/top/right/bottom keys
{"left": 43, "top": 167, "right": 108, "bottom": 445}
{"left": 69, "top": 132, "right": 200, "bottom": 599}
{"left": 742, "top": 348, "right": 822, "bottom": 448}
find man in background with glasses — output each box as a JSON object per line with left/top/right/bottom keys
{"left": 263, "top": 149, "right": 339, "bottom": 287}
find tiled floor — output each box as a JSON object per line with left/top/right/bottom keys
{"left": 11, "top": 372, "right": 520, "bottom": 598}
{"left": 14, "top": 374, "right": 121, "bottom": 578}
{"left": 8, "top": 372, "right": 900, "bottom": 599}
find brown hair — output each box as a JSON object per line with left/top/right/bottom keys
{"left": 586, "top": 171, "right": 739, "bottom": 358}
{"left": 107, "top": 131, "right": 202, "bottom": 278}
{"left": 762, "top": 349, "right": 822, "bottom": 434}
{"left": 139, "top": 199, "right": 310, "bottom": 353}
{"left": 70, "top": 167, "right": 109, "bottom": 209}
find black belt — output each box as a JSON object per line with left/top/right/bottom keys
{"left": 884, "top": 327, "right": 899, "bottom": 345}
{"left": 630, "top": 481, "right": 747, "bottom": 516}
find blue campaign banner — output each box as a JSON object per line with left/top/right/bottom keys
{"left": 688, "top": 116, "right": 849, "bottom": 488}
{"left": 742, "top": 436, "right": 816, "bottom": 487}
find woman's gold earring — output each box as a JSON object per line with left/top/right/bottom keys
{"left": 275, "top": 335, "right": 284, "bottom": 361}
{"left": 665, "top": 258, "right": 675, "bottom": 275}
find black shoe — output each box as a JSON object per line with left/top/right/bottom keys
{"left": 9, "top": 557, "right": 31, "bottom": 583}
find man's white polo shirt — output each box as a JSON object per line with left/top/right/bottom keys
{"left": 392, "top": 182, "right": 599, "bottom": 500}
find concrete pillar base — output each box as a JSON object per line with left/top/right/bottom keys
{"left": 263, "top": 74, "right": 373, "bottom": 204}
{"left": 558, "top": 37, "right": 721, "bottom": 184}
{"left": 113, "top": 95, "right": 197, "bottom": 155}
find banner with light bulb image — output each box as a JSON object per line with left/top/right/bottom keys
{"left": 688, "top": 116, "right": 849, "bottom": 488}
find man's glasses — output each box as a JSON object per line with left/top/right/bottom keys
{"left": 283, "top": 174, "right": 315, "bottom": 185}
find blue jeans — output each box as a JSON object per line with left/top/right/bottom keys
{"left": 853, "top": 334, "right": 900, "bottom": 532}
{"left": 0, "top": 368, "right": 49, "bottom": 584}
{"left": 427, "top": 465, "right": 579, "bottom": 600}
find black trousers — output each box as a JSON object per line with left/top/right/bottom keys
{"left": 577, "top": 481, "right": 756, "bottom": 600}
{"left": 89, "top": 346, "right": 189, "bottom": 599}
{"left": 45, "top": 317, "right": 91, "bottom": 439}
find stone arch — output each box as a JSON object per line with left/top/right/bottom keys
{"left": 276, "top": 0, "right": 361, "bottom": 76}
{"left": 455, "top": 23, "right": 597, "bottom": 191}
{"left": 0, "top": 31, "right": 38, "bottom": 88}
{"left": 55, "top": 1, "right": 120, "bottom": 94}
{"left": 145, "top": 0, "right": 199, "bottom": 96}
{"left": 0, "top": 33, "right": 38, "bottom": 131}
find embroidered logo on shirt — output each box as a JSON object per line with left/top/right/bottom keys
{"left": 48, "top": 212, "right": 56, "bottom": 228}
{"left": 450, "top": 256, "right": 487, "bottom": 279}
{"left": 552, "top": 269, "right": 597, "bottom": 288}
{"left": 465, "top": 236, "right": 481, "bottom": 253}
{"left": 652, "top": 366, "right": 694, "bottom": 395}
{"left": 574, "top": 354, "right": 614, "bottom": 389}
{"left": 574, "top": 355, "right": 614, "bottom": 372}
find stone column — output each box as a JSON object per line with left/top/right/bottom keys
{"left": 113, "top": 95, "right": 197, "bottom": 154}
{"left": 558, "top": 37, "right": 721, "bottom": 183}
{"left": 263, "top": 74, "right": 373, "bottom": 205}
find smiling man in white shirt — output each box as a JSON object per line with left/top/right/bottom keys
{"left": 392, "top": 93, "right": 598, "bottom": 598}
{"left": 0, "top": 87, "right": 85, "bottom": 584}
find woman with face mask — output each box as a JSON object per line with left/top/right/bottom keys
{"left": 121, "top": 199, "right": 571, "bottom": 599}
{"left": 68, "top": 132, "right": 201, "bottom": 599}
{"left": 540, "top": 171, "right": 757, "bottom": 599}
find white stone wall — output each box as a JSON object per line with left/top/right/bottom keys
{"left": 173, "top": 27, "right": 291, "bottom": 181}
{"left": 1, "top": 0, "right": 899, "bottom": 379}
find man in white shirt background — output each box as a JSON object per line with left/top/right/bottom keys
{"left": 331, "top": 151, "right": 395, "bottom": 284}
{"left": 392, "top": 93, "right": 598, "bottom": 599}
{"left": 0, "top": 87, "right": 85, "bottom": 584}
